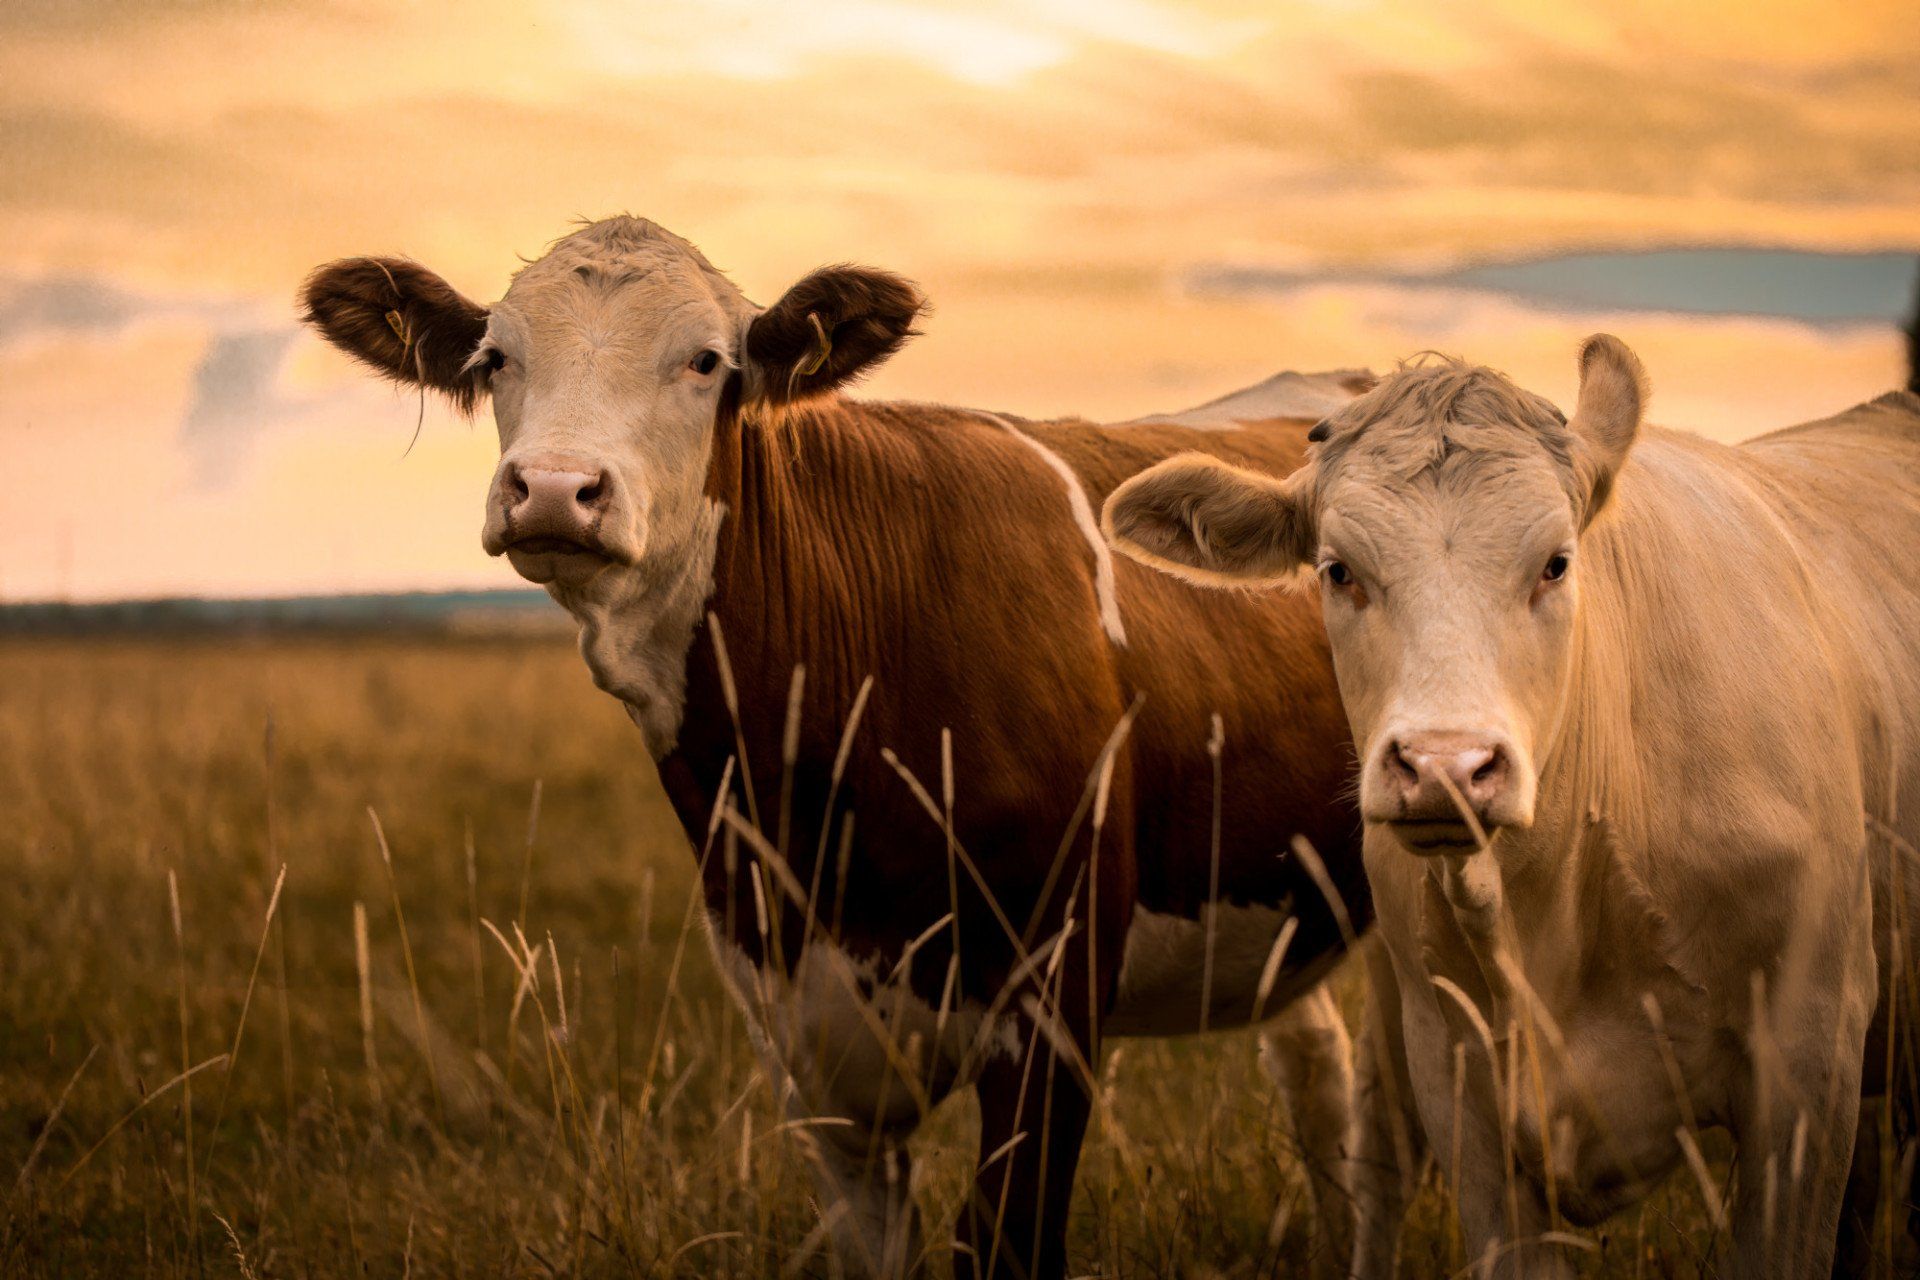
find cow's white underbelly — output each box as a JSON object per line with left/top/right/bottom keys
{"left": 705, "top": 898, "right": 1311, "bottom": 1098}
{"left": 1106, "top": 900, "right": 1301, "bottom": 1037}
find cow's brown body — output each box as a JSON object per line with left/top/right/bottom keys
{"left": 655, "top": 396, "right": 1366, "bottom": 1276}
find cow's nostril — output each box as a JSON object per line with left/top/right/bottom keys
{"left": 508, "top": 466, "right": 530, "bottom": 503}
{"left": 1385, "top": 742, "right": 1420, "bottom": 786}
{"left": 577, "top": 475, "right": 605, "bottom": 507}
{"left": 1472, "top": 753, "right": 1501, "bottom": 785}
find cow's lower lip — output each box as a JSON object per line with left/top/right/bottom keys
{"left": 506, "top": 537, "right": 608, "bottom": 559}
{"left": 1385, "top": 819, "right": 1490, "bottom": 854}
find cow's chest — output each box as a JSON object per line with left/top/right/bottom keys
{"left": 1490, "top": 1001, "right": 1722, "bottom": 1225}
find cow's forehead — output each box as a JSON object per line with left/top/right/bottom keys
{"left": 1312, "top": 357, "right": 1581, "bottom": 519}
{"left": 500, "top": 216, "right": 751, "bottom": 320}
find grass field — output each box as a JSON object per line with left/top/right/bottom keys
{"left": 0, "top": 636, "right": 1847, "bottom": 1278}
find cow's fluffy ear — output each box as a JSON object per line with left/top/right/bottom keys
{"left": 1568, "top": 333, "right": 1647, "bottom": 525}
{"left": 301, "top": 257, "right": 491, "bottom": 412}
{"left": 1103, "top": 452, "right": 1315, "bottom": 589}
{"left": 744, "top": 265, "right": 926, "bottom": 407}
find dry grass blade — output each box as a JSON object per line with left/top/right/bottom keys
{"left": 1200, "top": 712, "right": 1225, "bottom": 1034}
{"left": 369, "top": 806, "right": 446, "bottom": 1124}
{"left": 1676, "top": 1127, "right": 1727, "bottom": 1231}
{"left": 57, "top": 1054, "right": 231, "bottom": 1191}
{"left": 517, "top": 778, "right": 543, "bottom": 929}
{"left": 167, "top": 868, "right": 200, "bottom": 1268}
{"left": 200, "top": 863, "right": 288, "bottom": 1187}
{"left": 213, "top": 1211, "right": 263, "bottom": 1280}
{"left": 353, "top": 900, "right": 382, "bottom": 1102}
{"left": 9, "top": 1044, "right": 98, "bottom": 1195}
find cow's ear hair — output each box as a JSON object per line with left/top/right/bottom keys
{"left": 744, "top": 265, "right": 926, "bottom": 406}
{"left": 1568, "top": 333, "right": 1647, "bottom": 525}
{"left": 1102, "top": 452, "right": 1315, "bottom": 589}
{"left": 301, "top": 257, "right": 491, "bottom": 412}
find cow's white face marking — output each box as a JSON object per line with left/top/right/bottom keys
{"left": 1107, "top": 900, "right": 1302, "bottom": 1037}
{"left": 469, "top": 222, "right": 755, "bottom": 755}
{"left": 478, "top": 224, "right": 748, "bottom": 578}
{"left": 980, "top": 413, "right": 1128, "bottom": 647}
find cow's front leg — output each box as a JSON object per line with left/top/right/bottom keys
{"left": 956, "top": 1004, "right": 1094, "bottom": 1280}
{"left": 710, "top": 929, "right": 952, "bottom": 1278}
{"left": 783, "top": 1084, "right": 924, "bottom": 1279}
{"left": 1344, "top": 936, "right": 1426, "bottom": 1279}
{"left": 1392, "top": 961, "right": 1566, "bottom": 1280}
{"left": 1730, "top": 858, "right": 1875, "bottom": 1280}
{"left": 1730, "top": 1047, "right": 1864, "bottom": 1280}
{"left": 1730, "top": 984, "right": 1872, "bottom": 1273}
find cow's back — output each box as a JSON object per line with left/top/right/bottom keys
{"left": 1742, "top": 390, "right": 1920, "bottom": 856}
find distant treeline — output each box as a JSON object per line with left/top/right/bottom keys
{"left": 0, "top": 589, "right": 571, "bottom": 637}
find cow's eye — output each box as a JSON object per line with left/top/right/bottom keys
{"left": 691, "top": 349, "right": 721, "bottom": 376}
{"left": 1323, "top": 560, "right": 1353, "bottom": 588}
{"left": 484, "top": 348, "right": 506, "bottom": 373}
{"left": 1542, "top": 553, "right": 1571, "bottom": 582}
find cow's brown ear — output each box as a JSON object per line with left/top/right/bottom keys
{"left": 1568, "top": 333, "right": 1647, "bottom": 525}
{"left": 744, "top": 265, "right": 926, "bottom": 406}
{"left": 300, "top": 257, "right": 491, "bottom": 412}
{"left": 1102, "top": 452, "right": 1314, "bottom": 589}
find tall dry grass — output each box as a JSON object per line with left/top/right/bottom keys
{"left": 0, "top": 636, "right": 1821, "bottom": 1277}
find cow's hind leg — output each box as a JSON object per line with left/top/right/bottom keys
{"left": 1260, "top": 981, "right": 1358, "bottom": 1278}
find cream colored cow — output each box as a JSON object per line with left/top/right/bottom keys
{"left": 1106, "top": 337, "right": 1920, "bottom": 1277}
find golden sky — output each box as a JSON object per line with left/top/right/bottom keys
{"left": 3, "top": 0, "right": 1917, "bottom": 600}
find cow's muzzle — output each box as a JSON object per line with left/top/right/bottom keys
{"left": 1365, "top": 729, "right": 1529, "bottom": 853}
{"left": 483, "top": 452, "right": 634, "bottom": 576}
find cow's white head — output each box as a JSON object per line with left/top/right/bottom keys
{"left": 301, "top": 217, "right": 925, "bottom": 593}
{"left": 1104, "top": 336, "right": 1646, "bottom": 855}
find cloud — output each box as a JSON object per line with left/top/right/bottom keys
{"left": 2, "top": 0, "right": 1916, "bottom": 598}
{"left": 0, "top": 271, "right": 274, "bottom": 348}
{"left": 176, "top": 325, "right": 304, "bottom": 489}
{"left": 1190, "top": 248, "right": 1920, "bottom": 327}
{"left": 1, "top": 1, "right": 1915, "bottom": 303}
{"left": 0, "top": 269, "right": 320, "bottom": 491}
{"left": 0, "top": 275, "right": 149, "bottom": 343}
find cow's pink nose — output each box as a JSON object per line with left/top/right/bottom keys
{"left": 501, "top": 454, "right": 610, "bottom": 545}
{"left": 1381, "top": 731, "right": 1512, "bottom": 825}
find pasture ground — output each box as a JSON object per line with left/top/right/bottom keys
{"left": 0, "top": 636, "right": 1857, "bottom": 1277}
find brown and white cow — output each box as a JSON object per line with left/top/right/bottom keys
{"left": 1106, "top": 340, "right": 1920, "bottom": 1277}
{"left": 301, "top": 216, "right": 1389, "bottom": 1280}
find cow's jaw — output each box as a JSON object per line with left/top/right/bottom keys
{"left": 557, "top": 496, "right": 728, "bottom": 758}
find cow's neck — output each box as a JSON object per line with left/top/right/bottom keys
{"left": 635, "top": 391, "right": 925, "bottom": 860}
{"left": 555, "top": 389, "right": 896, "bottom": 770}
{"left": 1466, "top": 510, "right": 1661, "bottom": 1005}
